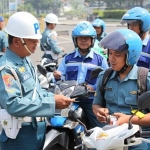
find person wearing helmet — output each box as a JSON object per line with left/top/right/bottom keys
{"left": 0, "top": 16, "right": 8, "bottom": 57}
{"left": 92, "top": 18, "right": 108, "bottom": 59}
{"left": 0, "top": 12, "right": 74, "bottom": 150}
{"left": 93, "top": 29, "right": 150, "bottom": 150}
{"left": 92, "top": 18, "right": 107, "bottom": 42}
{"left": 53, "top": 21, "right": 108, "bottom": 128}
{"left": 121, "top": 7, "right": 150, "bottom": 69}
{"left": 40, "top": 13, "right": 65, "bottom": 61}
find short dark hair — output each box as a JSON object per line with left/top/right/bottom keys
{"left": 8, "top": 35, "right": 15, "bottom": 45}
{"left": 46, "top": 22, "right": 50, "bottom": 26}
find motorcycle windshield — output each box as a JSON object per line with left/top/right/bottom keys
{"left": 99, "top": 31, "right": 128, "bottom": 51}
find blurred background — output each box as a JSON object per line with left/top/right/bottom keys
{"left": 0, "top": 0, "right": 150, "bottom": 64}
{"left": 0, "top": 0, "right": 150, "bottom": 31}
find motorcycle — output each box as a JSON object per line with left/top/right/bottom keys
{"left": 38, "top": 53, "right": 67, "bottom": 89}
{"left": 65, "top": 91, "right": 150, "bottom": 150}
{"left": 37, "top": 65, "right": 103, "bottom": 150}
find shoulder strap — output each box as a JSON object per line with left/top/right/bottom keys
{"left": 100, "top": 68, "right": 113, "bottom": 107}
{"left": 137, "top": 67, "right": 149, "bottom": 96}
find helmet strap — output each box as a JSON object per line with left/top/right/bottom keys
{"left": 119, "top": 64, "right": 129, "bottom": 74}
{"left": 119, "top": 54, "right": 129, "bottom": 73}
{"left": 78, "top": 48, "right": 90, "bottom": 54}
{"left": 21, "top": 38, "right": 32, "bottom": 55}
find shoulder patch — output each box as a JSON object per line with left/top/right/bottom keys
{"left": 2, "top": 74, "right": 14, "bottom": 88}
{"left": 50, "top": 34, "right": 57, "bottom": 42}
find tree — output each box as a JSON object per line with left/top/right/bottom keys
{"left": 25, "top": 0, "right": 62, "bottom": 15}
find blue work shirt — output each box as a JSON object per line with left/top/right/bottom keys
{"left": 0, "top": 48, "right": 55, "bottom": 117}
{"left": 93, "top": 65, "right": 150, "bottom": 150}
{"left": 0, "top": 31, "right": 8, "bottom": 53}
{"left": 57, "top": 49, "right": 108, "bottom": 101}
{"left": 40, "top": 28, "right": 63, "bottom": 60}
{"left": 137, "top": 35, "right": 150, "bottom": 69}
{"left": 93, "top": 65, "right": 150, "bottom": 113}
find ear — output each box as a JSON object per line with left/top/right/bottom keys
{"left": 13, "top": 38, "right": 20, "bottom": 47}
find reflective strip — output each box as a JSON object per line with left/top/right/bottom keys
{"left": 45, "top": 51, "right": 52, "bottom": 55}
{"left": 141, "top": 52, "right": 150, "bottom": 59}
{"left": 66, "top": 62, "right": 98, "bottom": 68}
{"left": 45, "top": 51, "right": 58, "bottom": 60}
{"left": 0, "top": 52, "right": 4, "bottom": 55}
{"left": 23, "top": 117, "right": 41, "bottom": 122}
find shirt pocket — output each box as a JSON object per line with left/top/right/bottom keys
{"left": 85, "top": 68, "right": 97, "bottom": 84}
{"left": 66, "top": 66, "right": 78, "bottom": 80}
{"left": 105, "top": 88, "right": 115, "bottom": 103}
{"left": 125, "top": 95, "right": 137, "bottom": 108}
{"left": 22, "top": 77, "right": 35, "bottom": 93}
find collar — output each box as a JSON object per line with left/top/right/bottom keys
{"left": 5, "top": 48, "right": 26, "bottom": 65}
{"left": 109, "top": 65, "right": 138, "bottom": 81}
{"left": 142, "top": 34, "right": 149, "bottom": 46}
{"left": 74, "top": 48, "right": 94, "bottom": 59}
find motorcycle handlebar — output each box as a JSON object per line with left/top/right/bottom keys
{"left": 140, "top": 131, "right": 150, "bottom": 138}
{"left": 88, "top": 91, "right": 95, "bottom": 94}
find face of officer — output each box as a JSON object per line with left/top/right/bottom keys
{"left": 77, "top": 36, "right": 92, "bottom": 50}
{"left": 93, "top": 26, "right": 102, "bottom": 35}
{"left": 109, "top": 49, "right": 126, "bottom": 71}
{"left": 10, "top": 38, "right": 39, "bottom": 57}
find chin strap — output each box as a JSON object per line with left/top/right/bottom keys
{"left": 118, "top": 64, "right": 129, "bottom": 74}
{"left": 78, "top": 48, "right": 90, "bottom": 54}
{"left": 20, "top": 38, "right": 32, "bottom": 54}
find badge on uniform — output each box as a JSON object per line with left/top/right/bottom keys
{"left": 17, "top": 66, "right": 31, "bottom": 81}
{"left": 2, "top": 74, "right": 14, "bottom": 88}
{"left": 51, "top": 34, "right": 57, "bottom": 42}
{"left": 18, "top": 66, "right": 26, "bottom": 74}
{"left": 129, "top": 91, "right": 137, "bottom": 95}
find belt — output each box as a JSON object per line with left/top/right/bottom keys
{"left": 23, "top": 117, "right": 42, "bottom": 123}
{"left": 0, "top": 52, "right": 4, "bottom": 55}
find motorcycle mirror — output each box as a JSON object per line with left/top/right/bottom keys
{"left": 37, "top": 65, "right": 47, "bottom": 77}
{"left": 89, "top": 67, "right": 103, "bottom": 81}
{"left": 137, "top": 91, "right": 150, "bottom": 110}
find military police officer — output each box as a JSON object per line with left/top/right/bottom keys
{"left": 0, "top": 12, "right": 74, "bottom": 150}
{"left": 40, "top": 13, "right": 65, "bottom": 61}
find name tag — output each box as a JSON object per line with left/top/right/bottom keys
{"left": 22, "top": 72, "right": 31, "bottom": 82}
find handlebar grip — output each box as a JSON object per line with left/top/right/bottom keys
{"left": 140, "top": 131, "right": 150, "bottom": 138}
{"left": 88, "top": 91, "right": 95, "bottom": 94}
{"left": 79, "top": 82, "right": 87, "bottom": 86}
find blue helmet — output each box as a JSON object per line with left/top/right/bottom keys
{"left": 92, "top": 19, "right": 106, "bottom": 31}
{"left": 121, "top": 7, "right": 150, "bottom": 32}
{"left": 100, "top": 29, "right": 142, "bottom": 65}
{"left": 72, "top": 21, "right": 96, "bottom": 48}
